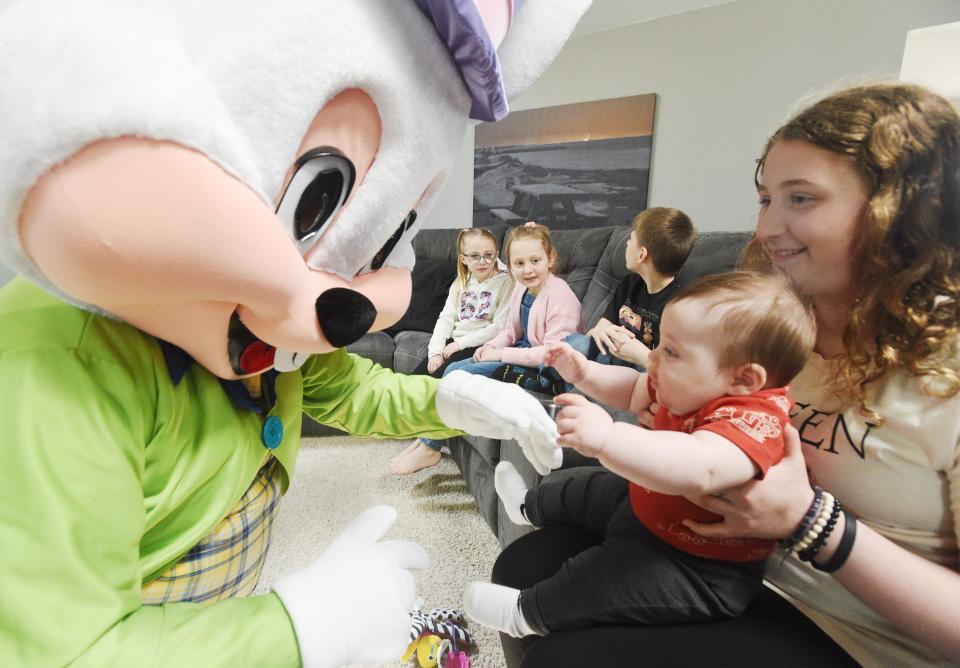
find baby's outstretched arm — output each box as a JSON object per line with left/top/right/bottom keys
{"left": 545, "top": 342, "right": 644, "bottom": 410}
{"left": 556, "top": 394, "right": 758, "bottom": 496}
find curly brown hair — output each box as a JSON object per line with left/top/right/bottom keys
{"left": 742, "top": 82, "right": 960, "bottom": 418}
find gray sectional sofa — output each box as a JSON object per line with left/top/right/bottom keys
{"left": 304, "top": 224, "right": 752, "bottom": 547}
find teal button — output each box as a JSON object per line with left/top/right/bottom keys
{"left": 262, "top": 415, "right": 283, "bottom": 450}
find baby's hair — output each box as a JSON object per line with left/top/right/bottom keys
{"left": 673, "top": 270, "right": 816, "bottom": 387}
{"left": 455, "top": 227, "right": 499, "bottom": 290}
{"left": 504, "top": 221, "right": 556, "bottom": 272}
{"left": 632, "top": 207, "right": 697, "bottom": 275}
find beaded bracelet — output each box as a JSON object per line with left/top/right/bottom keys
{"left": 812, "top": 508, "right": 858, "bottom": 573}
{"left": 779, "top": 486, "right": 823, "bottom": 552}
{"left": 793, "top": 492, "right": 835, "bottom": 554}
{"left": 798, "top": 496, "right": 842, "bottom": 562}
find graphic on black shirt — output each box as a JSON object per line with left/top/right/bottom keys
{"left": 607, "top": 274, "right": 682, "bottom": 350}
{"left": 619, "top": 303, "right": 656, "bottom": 347}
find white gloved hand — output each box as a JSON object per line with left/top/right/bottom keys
{"left": 436, "top": 370, "right": 562, "bottom": 475}
{"left": 272, "top": 505, "right": 429, "bottom": 668}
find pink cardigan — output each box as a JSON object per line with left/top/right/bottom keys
{"left": 486, "top": 274, "right": 584, "bottom": 367}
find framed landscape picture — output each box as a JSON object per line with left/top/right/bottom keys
{"left": 473, "top": 93, "right": 656, "bottom": 230}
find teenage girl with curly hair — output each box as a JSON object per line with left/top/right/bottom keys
{"left": 494, "top": 82, "right": 960, "bottom": 668}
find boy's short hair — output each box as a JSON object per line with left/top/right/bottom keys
{"left": 672, "top": 271, "right": 816, "bottom": 387}
{"left": 632, "top": 207, "right": 696, "bottom": 275}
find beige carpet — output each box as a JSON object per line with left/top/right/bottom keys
{"left": 253, "top": 434, "right": 507, "bottom": 668}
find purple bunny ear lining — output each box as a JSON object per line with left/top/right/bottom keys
{"left": 414, "top": 0, "right": 518, "bottom": 122}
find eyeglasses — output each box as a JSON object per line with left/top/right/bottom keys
{"left": 461, "top": 252, "right": 497, "bottom": 264}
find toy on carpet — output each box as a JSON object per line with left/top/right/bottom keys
{"left": 401, "top": 601, "right": 473, "bottom": 667}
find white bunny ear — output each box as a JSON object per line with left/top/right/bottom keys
{"left": 497, "top": 0, "right": 592, "bottom": 101}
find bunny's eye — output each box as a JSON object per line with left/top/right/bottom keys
{"left": 275, "top": 147, "right": 355, "bottom": 253}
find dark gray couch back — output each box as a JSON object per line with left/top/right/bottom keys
{"left": 580, "top": 228, "right": 753, "bottom": 329}
{"left": 410, "top": 224, "right": 752, "bottom": 331}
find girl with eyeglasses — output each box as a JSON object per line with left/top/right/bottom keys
{"left": 390, "top": 227, "right": 512, "bottom": 474}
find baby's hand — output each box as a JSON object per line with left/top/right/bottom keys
{"left": 544, "top": 342, "right": 588, "bottom": 384}
{"left": 554, "top": 393, "right": 613, "bottom": 458}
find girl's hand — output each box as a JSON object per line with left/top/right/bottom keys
{"left": 442, "top": 342, "right": 461, "bottom": 359}
{"left": 475, "top": 346, "right": 501, "bottom": 362}
{"left": 682, "top": 425, "right": 814, "bottom": 540}
{"left": 426, "top": 354, "right": 444, "bottom": 374}
{"left": 554, "top": 393, "right": 613, "bottom": 458}
{"left": 543, "top": 342, "right": 588, "bottom": 384}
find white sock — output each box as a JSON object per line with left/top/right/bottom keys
{"left": 495, "top": 462, "right": 532, "bottom": 526}
{"left": 464, "top": 582, "right": 539, "bottom": 638}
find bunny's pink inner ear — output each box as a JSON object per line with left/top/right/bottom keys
{"left": 473, "top": 0, "right": 513, "bottom": 48}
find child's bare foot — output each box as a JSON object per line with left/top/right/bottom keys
{"left": 389, "top": 439, "right": 421, "bottom": 465}
{"left": 389, "top": 440, "right": 441, "bottom": 474}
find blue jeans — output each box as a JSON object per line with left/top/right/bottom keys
{"left": 563, "top": 332, "right": 612, "bottom": 365}
{"left": 564, "top": 332, "right": 644, "bottom": 370}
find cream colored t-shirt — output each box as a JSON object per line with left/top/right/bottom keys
{"left": 766, "top": 352, "right": 960, "bottom": 667}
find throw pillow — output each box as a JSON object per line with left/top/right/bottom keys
{"left": 385, "top": 257, "right": 458, "bottom": 335}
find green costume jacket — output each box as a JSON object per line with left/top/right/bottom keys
{"left": 0, "top": 279, "right": 459, "bottom": 667}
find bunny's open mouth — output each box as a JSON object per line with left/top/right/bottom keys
{"left": 227, "top": 311, "right": 276, "bottom": 375}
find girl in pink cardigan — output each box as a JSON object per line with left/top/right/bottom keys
{"left": 444, "top": 222, "right": 584, "bottom": 394}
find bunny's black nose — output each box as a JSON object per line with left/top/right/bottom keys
{"left": 315, "top": 288, "right": 377, "bottom": 348}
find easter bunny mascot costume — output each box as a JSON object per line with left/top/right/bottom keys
{"left": 0, "top": 1, "right": 590, "bottom": 665}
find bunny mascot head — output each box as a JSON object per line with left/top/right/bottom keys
{"left": 0, "top": 1, "right": 588, "bottom": 666}
{"left": 1, "top": 0, "right": 588, "bottom": 378}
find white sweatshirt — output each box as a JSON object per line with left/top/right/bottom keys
{"left": 427, "top": 271, "right": 512, "bottom": 357}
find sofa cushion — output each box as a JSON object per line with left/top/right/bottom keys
{"left": 675, "top": 231, "right": 753, "bottom": 284}
{"left": 385, "top": 256, "right": 458, "bottom": 335}
{"left": 412, "top": 224, "right": 509, "bottom": 265}
{"left": 580, "top": 230, "right": 752, "bottom": 330}
{"left": 346, "top": 331, "right": 395, "bottom": 370}
{"left": 394, "top": 330, "right": 431, "bottom": 374}
{"left": 580, "top": 227, "right": 631, "bottom": 329}
{"left": 544, "top": 226, "right": 616, "bottom": 302}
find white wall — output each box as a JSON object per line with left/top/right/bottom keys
{"left": 419, "top": 0, "right": 960, "bottom": 233}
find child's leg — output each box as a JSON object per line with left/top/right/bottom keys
{"left": 388, "top": 437, "right": 442, "bottom": 474}
{"left": 523, "top": 467, "right": 629, "bottom": 535}
{"left": 468, "top": 499, "right": 765, "bottom": 636}
{"left": 464, "top": 582, "right": 539, "bottom": 638}
{"left": 494, "top": 462, "right": 533, "bottom": 526}
{"left": 434, "top": 346, "right": 477, "bottom": 377}
{"left": 563, "top": 332, "right": 612, "bottom": 365}
{"left": 495, "top": 464, "right": 627, "bottom": 532}
{"left": 441, "top": 359, "right": 505, "bottom": 378}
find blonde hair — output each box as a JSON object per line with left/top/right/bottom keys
{"left": 632, "top": 207, "right": 697, "bottom": 275}
{"left": 673, "top": 271, "right": 817, "bottom": 388}
{"left": 742, "top": 82, "right": 960, "bottom": 413}
{"left": 455, "top": 227, "right": 499, "bottom": 291}
{"left": 504, "top": 221, "right": 557, "bottom": 273}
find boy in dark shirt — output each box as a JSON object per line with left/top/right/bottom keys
{"left": 568, "top": 207, "right": 696, "bottom": 369}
